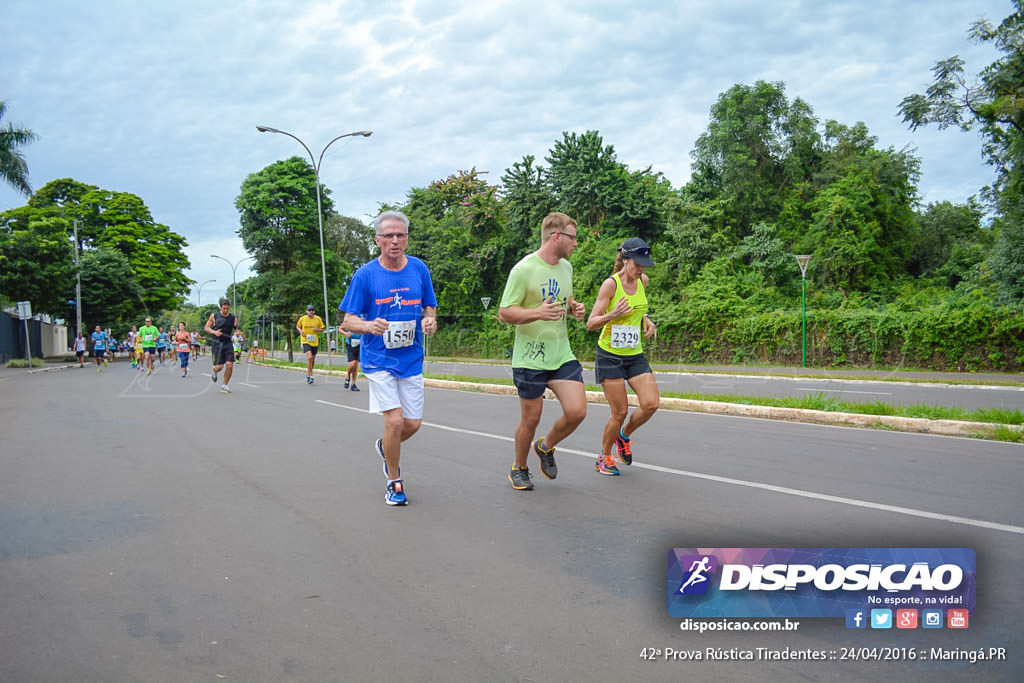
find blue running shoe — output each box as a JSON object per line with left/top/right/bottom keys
{"left": 376, "top": 438, "right": 400, "bottom": 478}
{"left": 385, "top": 480, "right": 408, "bottom": 506}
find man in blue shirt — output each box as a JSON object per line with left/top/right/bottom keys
{"left": 90, "top": 325, "right": 108, "bottom": 372}
{"left": 339, "top": 211, "right": 438, "bottom": 506}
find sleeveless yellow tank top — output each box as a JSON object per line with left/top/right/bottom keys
{"left": 597, "top": 272, "right": 648, "bottom": 356}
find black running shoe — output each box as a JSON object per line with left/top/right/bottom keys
{"left": 533, "top": 439, "right": 557, "bottom": 479}
{"left": 508, "top": 465, "right": 534, "bottom": 490}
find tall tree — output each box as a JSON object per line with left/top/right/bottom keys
{"left": 543, "top": 130, "right": 670, "bottom": 241}
{"left": 545, "top": 130, "right": 623, "bottom": 231}
{"left": 0, "top": 101, "right": 38, "bottom": 198}
{"left": 689, "top": 81, "right": 822, "bottom": 241}
{"left": 236, "top": 157, "right": 333, "bottom": 273}
{"left": 540, "top": 131, "right": 667, "bottom": 240}
{"left": 500, "top": 154, "right": 552, "bottom": 256}
{"left": 235, "top": 156, "right": 338, "bottom": 359}
{"left": 899, "top": 1, "right": 1024, "bottom": 300}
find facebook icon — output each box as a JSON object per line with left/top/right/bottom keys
{"left": 845, "top": 609, "right": 867, "bottom": 629}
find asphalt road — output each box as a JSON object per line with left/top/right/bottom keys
{"left": 1, "top": 360, "right": 1021, "bottom": 682}
{"left": 425, "top": 360, "right": 1024, "bottom": 411}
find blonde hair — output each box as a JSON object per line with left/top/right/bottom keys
{"left": 612, "top": 250, "right": 625, "bottom": 275}
{"left": 540, "top": 212, "right": 576, "bottom": 242}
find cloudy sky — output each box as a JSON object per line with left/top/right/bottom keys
{"left": 1, "top": 0, "right": 1009, "bottom": 304}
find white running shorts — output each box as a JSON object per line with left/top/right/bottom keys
{"left": 365, "top": 371, "right": 425, "bottom": 419}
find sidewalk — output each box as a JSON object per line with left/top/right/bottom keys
{"left": 426, "top": 356, "right": 1024, "bottom": 385}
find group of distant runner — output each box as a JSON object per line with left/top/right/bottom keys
{"left": 75, "top": 210, "right": 660, "bottom": 507}
{"left": 78, "top": 323, "right": 215, "bottom": 373}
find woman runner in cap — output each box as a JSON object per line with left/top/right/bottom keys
{"left": 585, "top": 237, "right": 660, "bottom": 475}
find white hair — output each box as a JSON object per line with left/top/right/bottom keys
{"left": 374, "top": 210, "right": 410, "bottom": 234}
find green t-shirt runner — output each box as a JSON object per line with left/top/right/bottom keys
{"left": 499, "top": 251, "right": 577, "bottom": 371}
{"left": 138, "top": 324, "right": 159, "bottom": 349}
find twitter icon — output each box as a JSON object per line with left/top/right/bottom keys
{"left": 870, "top": 609, "right": 893, "bottom": 629}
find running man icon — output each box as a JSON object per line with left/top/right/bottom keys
{"left": 678, "top": 556, "right": 715, "bottom": 595}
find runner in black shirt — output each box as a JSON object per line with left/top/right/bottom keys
{"left": 203, "top": 298, "right": 239, "bottom": 393}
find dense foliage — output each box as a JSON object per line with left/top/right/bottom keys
{"left": 414, "top": 4, "right": 1024, "bottom": 370}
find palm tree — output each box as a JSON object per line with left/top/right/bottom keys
{"left": 0, "top": 100, "right": 38, "bottom": 197}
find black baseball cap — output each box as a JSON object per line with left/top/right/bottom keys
{"left": 619, "top": 237, "right": 655, "bottom": 267}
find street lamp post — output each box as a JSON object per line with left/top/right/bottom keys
{"left": 210, "top": 255, "right": 254, "bottom": 318}
{"left": 795, "top": 255, "right": 812, "bottom": 367}
{"left": 256, "top": 125, "right": 372, "bottom": 373}
{"left": 72, "top": 219, "right": 82, "bottom": 340}
{"left": 196, "top": 279, "right": 216, "bottom": 308}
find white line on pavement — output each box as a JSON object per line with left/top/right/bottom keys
{"left": 316, "top": 398, "right": 1024, "bottom": 536}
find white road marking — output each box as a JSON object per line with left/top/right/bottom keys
{"left": 316, "top": 398, "right": 1024, "bottom": 535}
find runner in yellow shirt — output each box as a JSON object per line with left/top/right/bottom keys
{"left": 133, "top": 328, "right": 144, "bottom": 372}
{"left": 296, "top": 304, "right": 325, "bottom": 385}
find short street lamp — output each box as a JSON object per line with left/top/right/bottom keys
{"left": 210, "top": 255, "right": 254, "bottom": 319}
{"left": 256, "top": 125, "right": 372, "bottom": 373}
{"left": 795, "top": 255, "right": 812, "bottom": 367}
{"left": 481, "top": 297, "right": 492, "bottom": 359}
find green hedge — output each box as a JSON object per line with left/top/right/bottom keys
{"left": 650, "top": 299, "right": 1024, "bottom": 371}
